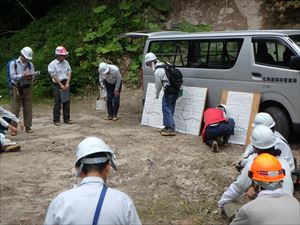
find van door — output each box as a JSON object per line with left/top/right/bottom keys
{"left": 251, "top": 37, "right": 300, "bottom": 139}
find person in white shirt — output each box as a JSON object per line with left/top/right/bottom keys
{"left": 233, "top": 112, "right": 295, "bottom": 172}
{"left": 0, "top": 103, "right": 23, "bottom": 153}
{"left": 218, "top": 125, "right": 293, "bottom": 219}
{"left": 98, "top": 62, "right": 122, "bottom": 121}
{"left": 9, "top": 46, "right": 35, "bottom": 134}
{"left": 230, "top": 153, "right": 300, "bottom": 225}
{"left": 48, "top": 46, "right": 73, "bottom": 126}
{"left": 44, "top": 136, "right": 141, "bottom": 225}
{"left": 144, "top": 52, "right": 178, "bottom": 136}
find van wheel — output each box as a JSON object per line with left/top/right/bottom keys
{"left": 264, "top": 106, "right": 290, "bottom": 140}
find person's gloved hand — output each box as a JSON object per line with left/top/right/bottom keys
{"left": 231, "top": 159, "right": 244, "bottom": 172}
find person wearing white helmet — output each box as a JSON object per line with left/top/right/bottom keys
{"left": 144, "top": 52, "right": 178, "bottom": 136}
{"left": 48, "top": 46, "right": 73, "bottom": 126}
{"left": 218, "top": 125, "right": 293, "bottom": 220}
{"left": 234, "top": 112, "right": 295, "bottom": 172}
{"left": 201, "top": 104, "right": 235, "bottom": 152}
{"left": 230, "top": 154, "right": 300, "bottom": 225}
{"left": 44, "top": 136, "right": 141, "bottom": 225}
{"left": 98, "top": 62, "right": 122, "bottom": 121}
{"left": 9, "top": 46, "right": 35, "bottom": 134}
{"left": 0, "top": 103, "right": 23, "bottom": 153}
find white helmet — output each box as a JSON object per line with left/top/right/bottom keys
{"left": 98, "top": 62, "right": 109, "bottom": 75}
{"left": 21, "top": 46, "right": 33, "bottom": 60}
{"left": 217, "top": 104, "right": 227, "bottom": 113}
{"left": 75, "top": 136, "right": 116, "bottom": 171}
{"left": 144, "top": 52, "right": 157, "bottom": 64}
{"left": 55, "top": 46, "right": 68, "bottom": 55}
{"left": 251, "top": 125, "right": 276, "bottom": 149}
{"left": 252, "top": 112, "right": 275, "bottom": 128}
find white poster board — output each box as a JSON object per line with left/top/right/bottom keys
{"left": 141, "top": 83, "right": 207, "bottom": 136}
{"left": 221, "top": 90, "right": 261, "bottom": 145}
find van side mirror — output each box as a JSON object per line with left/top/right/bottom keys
{"left": 289, "top": 56, "right": 300, "bottom": 70}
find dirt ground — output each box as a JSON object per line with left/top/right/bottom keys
{"left": 0, "top": 88, "right": 299, "bottom": 225}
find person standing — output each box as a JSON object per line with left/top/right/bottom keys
{"left": 144, "top": 52, "right": 178, "bottom": 136}
{"left": 44, "top": 136, "right": 141, "bottom": 225}
{"left": 98, "top": 62, "right": 122, "bottom": 121}
{"left": 9, "top": 46, "right": 35, "bottom": 134}
{"left": 230, "top": 153, "right": 300, "bottom": 225}
{"left": 48, "top": 46, "right": 73, "bottom": 126}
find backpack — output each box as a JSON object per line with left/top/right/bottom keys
{"left": 156, "top": 63, "right": 183, "bottom": 94}
{"left": 7, "top": 59, "right": 31, "bottom": 89}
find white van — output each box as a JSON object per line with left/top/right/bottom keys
{"left": 124, "top": 30, "right": 300, "bottom": 139}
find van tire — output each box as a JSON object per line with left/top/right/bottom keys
{"left": 264, "top": 106, "right": 290, "bottom": 140}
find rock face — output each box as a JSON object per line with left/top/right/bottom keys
{"left": 167, "top": 0, "right": 263, "bottom": 30}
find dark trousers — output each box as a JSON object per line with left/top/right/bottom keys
{"left": 53, "top": 81, "right": 70, "bottom": 122}
{"left": 162, "top": 93, "right": 177, "bottom": 130}
{"left": 103, "top": 80, "right": 122, "bottom": 118}
{"left": 0, "top": 117, "right": 11, "bottom": 135}
{"left": 205, "top": 118, "right": 235, "bottom": 146}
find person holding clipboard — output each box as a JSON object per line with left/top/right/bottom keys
{"left": 48, "top": 46, "right": 73, "bottom": 126}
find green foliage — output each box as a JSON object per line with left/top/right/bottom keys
{"left": 176, "top": 21, "right": 211, "bottom": 33}
{"left": 0, "top": 0, "right": 211, "bottom": 97}
{"left": 262, "top": 0, "right": 300, "bottom": 25}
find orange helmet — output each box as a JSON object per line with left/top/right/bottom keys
{"left": 248, "top": 153, "right": 285, "bottom": 182}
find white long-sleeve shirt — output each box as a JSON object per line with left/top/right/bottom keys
{"left": 230, "top": 189, "right": 300, "bottom": 225}
{"left": 154, "top": 62, "right": 170, "bottom": 98}
{"left": 9, "top": 57, "right": 34, "bottom": 85}
{"left": 44, "top": 176, "right": 141, "bottom": 225}
{"left": 240, "top": 131, "right": 295, "bottom": 171}
{"left": 218, "top": 157, "right": 293, "bottom": 208}
{"left": 99, "top": 64, "right": 122, "bottom": 91}
{"left": 0, "top": 106, "right": 19, "bottom": 128}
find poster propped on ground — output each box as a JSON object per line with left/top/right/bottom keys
{"left": 221, "top": 90, "right": 261, "bottom": 145}
{"left": 142, "top": 83, "right": 207, "bottom": 136}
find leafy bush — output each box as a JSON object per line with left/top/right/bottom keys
{"left": 0, "top": 0, "right": 210, "bottom": 98}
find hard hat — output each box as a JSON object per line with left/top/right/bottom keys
{"left": 250, "top": 125, "right": 276, "bottom": 149}
{"left": 98, "top": 62, "right": 109, "bottom": 75}
{"left": 249, "top": 153, "right": 285, "bottom": 182}
{"left": 55, "top": 46, "right": 69, "bottom": 55}
{"left": 75, "top": 136, "right": 117, "bottom": 170}
{"left": 144, "top": 52, "right": 157, "bottom": 64}
{"left": 20, "top": 46, "right": 33, "bottom": 60}
{"left": 252, "top": 112, "right": 275, "bottom": 128}
{"left": 217, "top": 104, "right": 227, "bottom": 113}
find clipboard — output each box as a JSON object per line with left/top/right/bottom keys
{"left": 60, "top": 89, "right": 70, "bottom": 103}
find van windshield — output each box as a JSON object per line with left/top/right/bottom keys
{"left": 289, "top": 35, "right": 300, "bottom": 47}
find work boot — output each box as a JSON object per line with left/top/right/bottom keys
{"left": 25, "top": 127, "right": 33, "bottom": 133}
{"left": 64, "top": 120, "right": 73, "bottom": 124}
{"left": 160, "top": 127, "right": 168, "bottom": 133}
{"left": 112, "top": 117, "right": 119, "bottom": 121}
{"left": 211, "top": 140, "right": 219, "bottom": 152}
{"left": 161, "top": 128, "right": 176, "bottom": 136}
{"left": 104, "top": 116, "right": 113, "bottom": 121}
{"left": 54, "top": 121, "right": 60, "bottom": 126}
{"left": 4, "top": 144, "right": 21, "bottom": 152}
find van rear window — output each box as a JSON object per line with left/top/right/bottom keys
{"left": 148, "top": 39, "right": 243, "bottom": 69}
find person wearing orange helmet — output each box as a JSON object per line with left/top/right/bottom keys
{"left": 218, "top": 125, "right": 293, "bottom": 219}
{"left": 230, "top": 153, "right": 300, "bottom": 225}
{"left": 48, "top": 46, "right": 73, "bottom": 126}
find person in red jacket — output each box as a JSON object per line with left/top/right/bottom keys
{"left": 202, "top": 104, "right": 235, "bottom": 152}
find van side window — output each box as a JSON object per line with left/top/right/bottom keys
{"left": 148, "top": 41, "right": 189, "bottom": 67}
{"left": 189, "top": 39, "right": 243, "bottom": 69}
{"left": 253, "top": 39, "right": 295, "bottom": 67}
